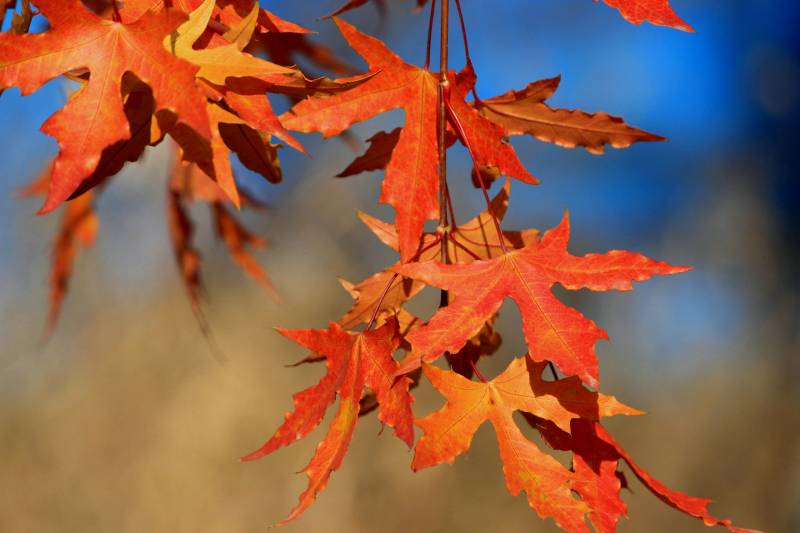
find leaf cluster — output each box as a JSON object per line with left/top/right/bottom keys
{"left": 0, "top": 1, "right": 758, "bottom": 531}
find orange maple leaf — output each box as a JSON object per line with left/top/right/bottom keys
{"left": 413, "top": 358, "right": 640, "bottom": 532}
{"left": 242, "top": 319, "right": 414, "bottom": 524}
{"left": 0, "top": 1, "right": 211, "bottom": 213}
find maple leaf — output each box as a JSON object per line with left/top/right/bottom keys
{"left": 595, "top": 0, "right": 693, "bottom": 32}
{"left": 336, "top": 125, "right": 457, "bottom": 181}
{"left": 0, "top": 0, "right": 211, "bottom": 213}
{"left": 223, "top": 90, "right": 303, "bottom": 153}
{"left": 168, "top": 93, "right": 284, "bottom": 207}
{"left": 279, "top": 18, "right": 437, "bottom": 262}
{"left": 165, "top": 0, "right": 296, "bottom": 87}
{"left": 324, "top": 0, "right": 387, "bottom": 20}
{"left": 167, "top": 2, "right": 303, "bottom": 155}
{"left": 394, "top": 212, "right": 689, "bottom": 387}
{"left": 18, "top": 78, "right": 154, "bottom": 332}
{"left": 0, "top": 0, "right": 33, "bottom": 67}
{"left": 197, "top": 3, "right": 372, "bottom": 99}
{"left": 214, "top": 1, "right": 261, "bottom": 49}
{"left": 168, "top": 101, "right": 243, "bottom": 207}
{"left": 257, "top": 31, "right": 357, "bottom": 80}
{"left": 139, "top": 0, "right": 313, "bottom": 35}
{"left": 280, "top": 18, "right": 535, "bottom": 262}
{"left": 242, "top": 319, "right": 414, "bottom": 524}
{"left": 476, "top": 76, "right": 665, "bottom": 155}
{"left": 218, "top": 116, "right": 283, "bottom": 183}
{"left": 448, "top": 65, "right": 539, "bottom": 183}
{"left": 252, "top": 6, "right": 314, "bottom": 35}
{"left": 523, "top": 414, "right": 634, "bottom": 533}
{"left": 413, "top": 358, "right": 640, "bottom": 532}
{"left": 338, "top": 271, "right": 423, "bottom": 332}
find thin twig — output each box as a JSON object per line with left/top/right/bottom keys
{"left": 110, "top": 0, "right": 122, "bottom": 22}
{"left": 364, "top": 235, "right": 442, "bottom": 331}
{"left": 453, "top": 0, "right": 480, "bottom": 102}
{"left": 445, "top": 181, "right": 458, "bottom": 232}
{"left": 449, "top": 234, "right": 481, "bottom": 261}
{"left": 438, "top": 0, "right": 451, "bottom": 310}
{"left": 365, "top": 273, "right": 400, "bottom": 331}
{"left": 423, "top": 0, "right": 437, "bottom": 70}
{"left": 1, "top": 1, "right": 10, "bottom": 29}
{"left": 444, "top": 92, "right": 509, "bottom": 255}
{"left": 469, "top": 358, "right": 488, "bottom": 383}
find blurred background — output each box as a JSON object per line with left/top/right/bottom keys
{"left": 0, "top": 0, "right": 798, "bottom": 531}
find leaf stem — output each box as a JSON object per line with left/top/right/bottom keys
{"left": 444, "top": 93, "right": 509, "bottom": 255}
{"left": 365, "top": 273, "right": 401, "bottom": 331}
{"left": 469, "top": 358, "right": 488, "bottom": 383}
{"left": 423, "top": 0, "right": 437, "bottom": 70}
{"left": 364, "top": 235, "right": 442, "bottom": 331}
{"left": 438, "top": 0, "right": 450, "bottom": 309}
{"left": 453, "top": 0, "right": 480, "bottom": 102}
{"left": 449, "top": 235, "right": 481, "bottom": 261}
{"left": 0, "top": 2, "right": 9, "bottom": 29}
{"left": 110, "top": 0, "right": 122, "bottom": 22}
{"left": 445, "top": 182, "right": 458, "bottom": 231}
{"left": 547, "top": 361, "right": 560, "bottom": 380}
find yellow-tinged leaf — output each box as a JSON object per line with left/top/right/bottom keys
{"left": 167, "top": 0, "right": 295, "bottom": 86}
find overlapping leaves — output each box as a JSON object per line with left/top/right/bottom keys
{"left": 280, "top": 18, "right": 535, "bottom": 262}
{"left": 0, "top": 0, "right": 210, "bottom": 212}
{"left": 4, "top": 0, "right": 321, "bottom": 329}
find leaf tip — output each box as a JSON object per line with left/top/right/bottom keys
{"left": 395, "top": 353, "right": 422, "bottom": 377}
{"left": 240, "top": 447, "right": 266, "bottom": 462}
{"left": 671, "top": 264, "right": 693, "bottom": 275}
{"left": 37, "top": 195, "right": 62, "bottom": 216}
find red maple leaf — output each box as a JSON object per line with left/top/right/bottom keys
{"left": 395, "top": 213, "right": 688, "bottom": 387}
{"left": 597, "top": 0, "right": 693, "bottom": 32}
{"left": 242, "top": 319, "right": 414, "bottom": 524}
